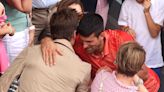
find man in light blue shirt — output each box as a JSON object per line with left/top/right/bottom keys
{"left": 32, "top": 0, "right": 61, "bottom": 44}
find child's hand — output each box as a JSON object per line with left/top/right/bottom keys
{"left": 6, "top": 22, "right": 15, "bottom": 36}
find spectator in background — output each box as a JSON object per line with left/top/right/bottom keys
{"left": 118, "top": 0, "right": 163, "bottom": 91}
{"left": 81, "top": 0, "right": 125, "bottom": 29}
{"left": 157, "top": 0, "right": 164, "bottom": 91}
{"left": 118, "top": 0, "right": 163, "bottom": 77}
{"left": 1, "top": 0, "right": 32, "bottom": 62}
{"left": 32, "top": 0, "right": 61, "bottom": 44}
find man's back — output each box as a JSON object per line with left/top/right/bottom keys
{"left": 0, "top": 39, "right": 91, "bottom": 92}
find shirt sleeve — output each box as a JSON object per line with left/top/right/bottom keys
{"left": 0, "top": 47, "right": 28, "bottom": 92}
{"left": 151, "top": 0, "right": 164, "bottom": 26}
{"left": 118, "top": 1, "right": 128, "bottom": 26}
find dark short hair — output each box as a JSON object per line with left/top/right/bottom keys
{"left": 50, "top": 9, "right": 79, "bottom": 41}
{"left": 77, "top": 13, "right": 104, "bottom": 37}
{"left": 116, "top": 41, "right": 146, "bottom": 77}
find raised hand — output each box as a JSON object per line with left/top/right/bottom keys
{"left": 143, "top": 0, "right": 151, "bottom": 13}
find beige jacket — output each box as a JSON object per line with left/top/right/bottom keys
{"left": 0, "top": 39, "right": 91, "bottom": 92}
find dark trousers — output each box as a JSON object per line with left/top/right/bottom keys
{"left": 81, "top": 0, "right": 97, "bottom": 13}
{"left": 159, "top": 27, "right": 164, "bottom": 92}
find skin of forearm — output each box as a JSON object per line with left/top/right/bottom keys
{"left": 7, "top": 0, "right": 32, "bottom": 13}
{"left": 144, "top": 11, "right": 161, "bottom": 38}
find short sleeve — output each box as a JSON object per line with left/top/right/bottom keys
{"left": 118, "top": 1, "right": 129, "bottom": 26}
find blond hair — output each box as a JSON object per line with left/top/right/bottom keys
{"left": 116, "top": 41, "right": 146, "bottom": 77}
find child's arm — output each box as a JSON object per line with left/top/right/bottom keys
{"left": 6, "top": 0, "right": 32, "bottom": 13}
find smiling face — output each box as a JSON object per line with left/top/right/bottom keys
{"left": 79, "top": 33, "right": 104, "bottom": 54}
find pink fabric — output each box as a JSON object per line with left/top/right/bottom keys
{"left": 96, "top": 0, "right": 109, "bottom": 28}
{"left": 0, "top": 40, "right": 9, "bottom": 74}
{"left": 0, "top": 15, "right": 7, "bottom": 23}
{"left": 91, "top": 70, "right": 138, "bottom": 92}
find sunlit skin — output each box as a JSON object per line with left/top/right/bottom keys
{"left": 79, "top": 33, "right": 105, "bottom": 55}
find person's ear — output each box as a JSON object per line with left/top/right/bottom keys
{"left": 99, "top": 32, "right": 105, "bottom": 40}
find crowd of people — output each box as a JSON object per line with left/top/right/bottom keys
{"left": 0, "top": 0, "right": 164, "bottom": 92}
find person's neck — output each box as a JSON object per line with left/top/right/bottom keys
{"left": 116, "top": 72, "right": 134, "bottom": 86}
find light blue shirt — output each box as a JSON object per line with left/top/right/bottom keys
{"left": 32, "top": 0, "right": 60, "bottom": 8}
{"left": 2, "top": 1, "right": 28, "bottom": 32}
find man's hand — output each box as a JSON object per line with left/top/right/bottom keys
{"left": 41, "top": 37, "right": 63, "bottom": 66}
{"left": 143, "top": 0, "right": 151, "bottom": 13}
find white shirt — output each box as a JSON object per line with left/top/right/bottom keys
{"left": 118, "top": 0, "right": 164, "bottom": 68}
{"left": 32, "top": 0, "right": 61, "bottom": 8}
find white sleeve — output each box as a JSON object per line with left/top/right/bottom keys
{"left": 152, "top": 0, "right": 164, "bottom": 26}
{"left": 118, "top": 1, "right": 129, "bottom": 26}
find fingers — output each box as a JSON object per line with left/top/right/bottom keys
{"left": 56, "top": 48, "right": 63, "bottom": 56}
{"left": 42, "top": 46, "right": 48, "bottom": 65}
{"left": 143, "top": 0, "right": 151, "bottom": 10}
{"left": 48, "top": 49, "right": 54, "bottom": 66}
{"left": 52, "top": 51, "right": 56, "bottom": 65}
{"left": 41, "top": 37, "right": 63, "bottom": 67}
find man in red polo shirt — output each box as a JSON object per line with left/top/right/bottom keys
{"left": 41, "top": 13, "right": 160, "bottom": 92}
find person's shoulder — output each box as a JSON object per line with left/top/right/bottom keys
{"left": 123, "top": 0, "right": 134, "bottom": 4}
{"left": 105, "top": 29, "right": 131, "bottom": 37}
{"left": 105, "top": 29, "right": 134, "bottom": 41}
{"left": 25, "top": 45, "right": 42, "bottom": 56}
{"left": 81, "top": 61, "right": 91, "bottom": 69}
{"left": 26, "top": 45, "right": 41, "bottom": 51}
{"left": 122, "top": 0, "right": 136, "bottom": 8}
{"left": 77, "top": 60, "right": 91, "bottom": 74}
{"left": 76, "top": 57, "right": 91, "bottom": 69}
